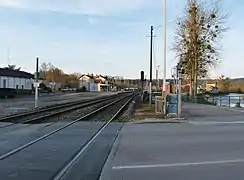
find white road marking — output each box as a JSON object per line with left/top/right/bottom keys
{"left": 112, "top": 159, "right": 244, "bottom": 170}
{"left": 189, "top": 121, "right": 244, "bottom": 125}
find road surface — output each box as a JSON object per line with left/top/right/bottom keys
{"left": 100, "top": 103, "right": 244, "bottom": 180}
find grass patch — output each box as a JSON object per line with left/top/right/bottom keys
{"left": 133, "top": 103, "right": 165, "bottom": 120}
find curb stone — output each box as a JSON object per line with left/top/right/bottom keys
{"left": 129, "top": 118, "right": 187, "bottom": 124}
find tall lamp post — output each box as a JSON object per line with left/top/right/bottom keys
{"left": 163, "top": 0, "right": 167, "bottom": 115}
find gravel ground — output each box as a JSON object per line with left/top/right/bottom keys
{"left": 6, "top": 94, "right": 129, "bottom": 124}
{"left": 117, "top": 95, "right": 140, "bottom": 122}
{"left": 87, "top": 96, "right": 132, "bottom": 122}
{"left": 0, "top": 92, "right": 117, "bottom": 117}
{"left": 57, "top": 98, "right": 121, "bottom": 122}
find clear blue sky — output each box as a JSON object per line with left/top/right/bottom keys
{"left": 0, "top": 0, "right": 243, "bottom": 79}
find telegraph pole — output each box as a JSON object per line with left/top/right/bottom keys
{"left": 149, "top": 25, "right": 154, "bottom": 105}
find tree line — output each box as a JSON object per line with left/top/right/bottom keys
{"left": 39, "top": 62, "right": 81, "bottom": 89}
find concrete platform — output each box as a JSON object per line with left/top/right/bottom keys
{"left": 100, "top": 103, "right": 244, "bottom": 180}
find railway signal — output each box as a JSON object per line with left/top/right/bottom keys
{"left": 140, "top": 71, "right": 145, "bottom": 91}
{"left": 140, "top": 71, "right": 144, "bottom": 81}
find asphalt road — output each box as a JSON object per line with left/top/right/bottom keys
{"left": 100, "top": 103, "right": 244, "bottom": 180}
{"left": 0, "top": 92, "right": 116, "bottom": 116}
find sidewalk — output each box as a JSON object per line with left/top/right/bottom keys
{"left": 182, "top": 102, "right": 244, "bottom": 121}
{"left": 99, "top": 103, "right": 244, "bottom": 180}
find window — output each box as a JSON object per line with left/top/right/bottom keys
{"left": 3, "top": 79, "right": 7, "bottom": 88}
{"left": 16, "top": 85, "right": 19, "bottom": 89}
{"left": 22, "top": 85, "right": 24, "bottom": 89}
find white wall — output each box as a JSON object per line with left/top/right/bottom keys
{"left": 90, "top": 83, "right": 98, "bottom": 92}
{"left": 79, "top": 81, "right": 99, "bottom": 92}
{"left": 0, "top": 76, "right": 33, "bottom": 90}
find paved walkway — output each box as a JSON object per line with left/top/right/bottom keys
{"left": 182, "top": 102, "right": 244, "bottom": 121}
{"left": 100, "top": 103, "right": 244, "bottom": 180}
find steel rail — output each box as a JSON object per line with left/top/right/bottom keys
{"left": 53, "top": 94, "right": 136, "bottom": 180}
{"left": 0, "top": 93, "right": 134, "bottom": 161}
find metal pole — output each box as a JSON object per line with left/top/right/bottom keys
{"left": 176, "top": 66, "right": 178, "bottom": 94}
{"left": 178, "top": 71, "right": 182, "bottom": 118}
{"left": 156, "top": 65, "right": 160, "bottom": 91}
{"left": 35, "top": 57, "right": 39, "bottom": 108}
{"left": 163, "top": 0, "right": 167, "bottom": 114}
{"left": 156, "top": 69, "right": 158, "bottom": 90}
{"left": 149, "top": 26, "right": 154, "bottom": 105}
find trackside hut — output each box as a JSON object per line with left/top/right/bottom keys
{"left": 0, "top": 68, "right": 34, "bottom": 97}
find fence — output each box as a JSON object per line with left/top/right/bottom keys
{"left": 182, "top": 95, "right": 244, "bottom": 108}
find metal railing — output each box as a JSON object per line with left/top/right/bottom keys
{"left": 182, "top": 95, "right": 244, "bottom": 108}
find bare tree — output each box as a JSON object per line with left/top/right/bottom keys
{"left": 172, "top": 0, "right": 228, "bottom": 97}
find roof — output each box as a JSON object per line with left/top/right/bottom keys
{"left": 79, "top": 74, "right": 93, "bottom": 79}
{"left": 0, "top": 68, "right": 34, "bottom": 79}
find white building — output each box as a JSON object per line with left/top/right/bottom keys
{"left": 0, "top": 68, "right": 34, "bottom": 90}
{"left": 79, "top": 74, "right": 112, "bottom": 92}
{"left": 79, "top": 74, "right": 99, "bottom": 92}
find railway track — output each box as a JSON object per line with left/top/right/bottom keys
{"left": 0, "top": 92, "right": 128, "bottom": 125}
{"left": 0, "top": 92, "right": 136, "bottom": 180}
{"left": 0, "top": 93, "right": 136, "bottom": 158}
{"left": 53, "top": 94, "right": 135, "bottom": 180}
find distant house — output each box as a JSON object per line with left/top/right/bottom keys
{"left": 80, "top": 74, "right": 94, "bottom": 83}
{"left": 0, "top": 68, "right": 34, "bottom": 97}
{"left": 0, "top": 68, "right": 34, "bottom": 90}
{"left": 95, "top": 75, "right": 110, "bottom": 91}
{"left": 79, "top": 74, "right": 112, "bottom": 92}
{"left": 79, "top": 74, "right": 98, "bottom": 92}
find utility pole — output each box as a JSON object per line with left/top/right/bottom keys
{"left": 34, "top": 57, "right": 39, "bottom": 108}
{"left": 149, "top": 25, "right": 154, "bottom": 105}
{"left": 163, "top": 0, "right": 167, "bottom": 115}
